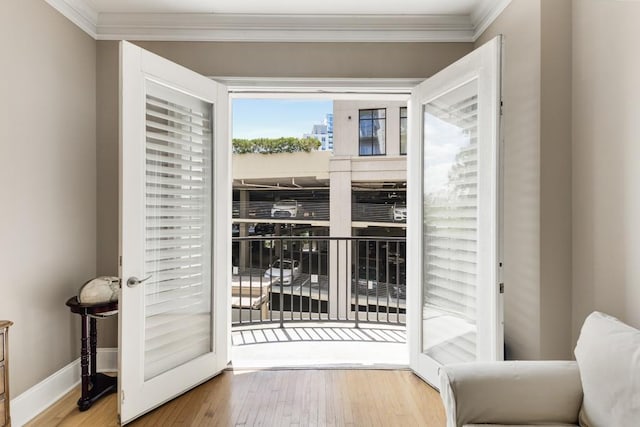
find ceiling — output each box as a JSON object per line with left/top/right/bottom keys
{"left": 45, "top": 0, "right": 512, "bottom": 42}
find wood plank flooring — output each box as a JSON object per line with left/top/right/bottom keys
{"left": 27, "top": 369, "right": 445, "bottom": 427}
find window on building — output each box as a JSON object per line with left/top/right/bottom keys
{"left": 400, "top": 106, "right": 407, "bottom": 155}
{"left": 359, "top": 109, "right": 386, "bottom": 155}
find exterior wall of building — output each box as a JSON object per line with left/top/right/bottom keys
{"left": 333, "top": 100, "right": 407, "bottom": 158}
{"left": 326, "top": 113, "right": 334, "bottom": 151}
{"left": 304, "top": 114, "right": 334, "bottom": 151}
{"left": 233, "top": 151, "right": 331, "bottom": 183}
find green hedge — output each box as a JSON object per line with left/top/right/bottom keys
{"left": 232, "top": 137, "right": 321, "bottom": 154}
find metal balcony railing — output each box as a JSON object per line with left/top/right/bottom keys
{"left": 232, "top": 236, "right": 406, "bottom": 328}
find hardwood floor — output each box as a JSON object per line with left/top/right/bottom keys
{"left": 27, "top": 369, "right": 445, "bottom": 426}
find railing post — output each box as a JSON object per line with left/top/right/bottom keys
{"left": 354, "top": 239, "right": 359, "bottom": 329}
{"left": 279, "top": 239, "right": 284, "bottom": 329}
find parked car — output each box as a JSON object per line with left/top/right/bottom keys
{"left": 253, "top": 223, "right": 275, "bottom": 235}
{"left": 271, "top": 200, "right": 299, "bottom": 218}
{"left": 264, "top": 258, "right": 301, "bottom": 284}
{"left": 352, "top": 263, "right": 382, "bottom": 290}
{"left": 393, "top": 204, "right": 407, "bottom": 222}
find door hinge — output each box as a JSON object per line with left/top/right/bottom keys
{"left": 119, "top": 255, "right": 122, "bottom": 267}
{"left": 499, "top": 283, "right": 505, "bottom": 294}
{"left": 500, "top": 100, "right": 504, "bottom": 116}
{"left": 121, "top": 390, "right": 125, "bottom": 402}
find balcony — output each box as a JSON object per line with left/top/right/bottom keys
{"left": 232, "top": 236, "right": 406, "bottom": 327}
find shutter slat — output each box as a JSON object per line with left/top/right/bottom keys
{"left": 147, "top": 164, "right": 206, "bottom": 178}
{"left": 145, "top": 278, "right": 204, "bottom": 294}
{"left": 147, "top": 131, "right": 211, "bottom": 152}
{"left": 146, "top": 173, "right": 205, "bottom": 188}
{"left": 146, "top": 141, "right": 208, "bottom": 159}
{"left": 147, "top": 153, "right": 205, "bottom": 169}
{"left": 145, "top": 238, "right": 204, "bottom": 250}
{"left": 146, "top": 120, "right": 210, "bottom": 141}
{"left": 146, "top": 109, "right": 210, "bottom": 131}
{"left": 146, "top": 187, "right": 206, "bottom": 197}
{"left": 147, "top": 97, "right": 208, "bottom": 120}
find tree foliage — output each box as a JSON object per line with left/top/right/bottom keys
{"left": 232, "top": 137, "right": 321, "bottom": 154}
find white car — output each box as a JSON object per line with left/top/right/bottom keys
{"left": 393, "top": 204, "right": 407, "bottom": 222}
{"left": 264, "top": 259, "right": 301, "bottom": 284}
{"left": 271, "top": 199, "right": 299, "bottom": 218}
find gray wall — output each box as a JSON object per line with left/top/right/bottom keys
{"left": 539, "top": 0, "right": 572, "bottom": 359}
{"left": 476, "top": 0, "right": 573, "bottom": 360}
{"left": 0, "top": 0, "right": 97, "bottom": 395}
{"left": 95, "top": 40, "right": 474, "bottom": 346}
{"left": 572, "top": 0, "right": 640, "bottom": 338}
{"left": 476, "top": 0, "right": 543, "bottom": 360}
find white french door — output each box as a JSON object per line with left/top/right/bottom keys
{"left": 118, "top": 41, "right": 230, "bottom": 424}
{"left": 408, "top": 36, "right": 503, "bottom": 387}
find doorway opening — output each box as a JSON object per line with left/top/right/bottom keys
{"left": 117, "top": 39, "right": 502, "bottom": 424}
{"left": 226, "top": 88, "right": 412, "bottom": 369}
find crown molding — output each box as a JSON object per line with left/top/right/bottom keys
{"left": 216, "top": 77, "right": 422, "bottom": 95}
{"left": 44, "top": 0, "right": 98, "bottom": 39}
{"left": 96, "top": 13, "right": 474, "bottom": 42}
{"left": 44, "top": 0, "right": 512, "bottom": 43}
{"left": 471, "top": 0, "right": 512, "bottom": 41}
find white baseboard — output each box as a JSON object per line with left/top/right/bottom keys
{"left": 97, "top": 347, "right": 118, "bottom": 373}
{"left": 11, "top": 347, "right": 118, "bottom": 427}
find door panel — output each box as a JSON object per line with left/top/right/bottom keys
{"left": 119, "top": 41, "right": 230, "bottom": 424}
{"left": 408, "top": 36, "right": 503, "bottom": 387}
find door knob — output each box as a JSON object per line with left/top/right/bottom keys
{"left": 126, "top": 275, "right": 152, "bottom": 288}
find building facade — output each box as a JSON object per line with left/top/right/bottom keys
{"left": 304, "top": 113, "right": 334, "bottom": 151}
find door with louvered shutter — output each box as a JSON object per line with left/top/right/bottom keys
{"left": 407, "top": 36, "right": 503, "bottom": 387}
{"left": 118, "top": 41, "right": 230, "bottom": 424}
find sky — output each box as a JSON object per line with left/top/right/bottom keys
{"left": 232, "top": 99, "right": 333, "bottom": 139}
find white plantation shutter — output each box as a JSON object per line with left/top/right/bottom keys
{"left": 409, "top": 35, "right": 501, "bottom": 387}
{"left": 422, "top": 80, "right": 479, "bottom": 363}
{"left": 143, "top": 81, "right": 213, "bottom": 380}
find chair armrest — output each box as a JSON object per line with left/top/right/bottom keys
{"left": 439, "top": 361, "right": 583, "bottom": 427}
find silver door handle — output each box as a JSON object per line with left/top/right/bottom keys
{"left": 127, "top": 275, "right": 152, "bottom": 288}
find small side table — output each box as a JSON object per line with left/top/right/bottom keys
{"left": 66, "top": 297, "right": 118, "bottom": 411}
{"left": 1, "top": 320, "right": 13, "bottom": 427}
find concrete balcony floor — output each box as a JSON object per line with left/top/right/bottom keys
{"left": 231, "top": 322, "right": 408, "bottom": 369}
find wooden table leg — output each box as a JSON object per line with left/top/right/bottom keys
{"left": 78, "top": 314, "right": 92, "bottom": 411}
{"left": 90, "top": 317, "right": 97, "bottom": 381}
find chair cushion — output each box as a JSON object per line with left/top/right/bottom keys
{"left": 463, "top": 425, "right": 578, "bottom": 427}
{"left": 574, "top": 311, "right": 640, "bottom": 427}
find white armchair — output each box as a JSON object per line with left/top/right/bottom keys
{"left": 440, "top": 361, "right": 582, "bottom": 426}
{"left": 439, "top": 312, "right": 640, "bottom": 427}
